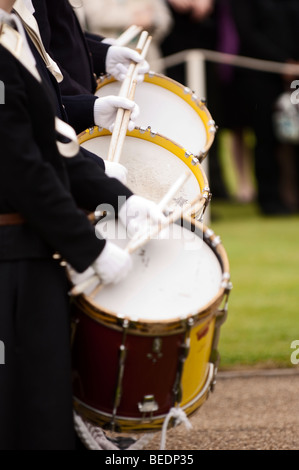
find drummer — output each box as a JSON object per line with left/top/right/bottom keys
{"left": 11, "top": 0, "right": 150, "bottom": 184}
{"left": 0, "top": 0, "right": 165, "bottom": 449}
{"left": 14, "top": 0, "right": 150, "bottom": 132}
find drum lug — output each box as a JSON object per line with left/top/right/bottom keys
{"left": 110, "top": 319, "right": 129, "bottom": 431}
{"left": 210, "top": 285, "right": 232, "bottom": 373}
{"left": 147, "top": 337, "right": 163, "bottom": 363}
{"left": 196, "top": 190, "right": 212, "bottom": 222}
{"left": 138, "top": 395, "right": 159, "bottom": 418}
{"left": 70, "top": 316, "right": 80, "bottom": 348}
{"left": 172, "top": 318, "right": 194, "bottom": 405}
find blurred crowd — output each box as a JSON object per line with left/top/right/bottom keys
{"left": 75, "top": 0, "right": 299, "bottom": 216}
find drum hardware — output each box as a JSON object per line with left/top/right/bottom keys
{"left": 211, "top": 235, "right": 221, "bottom": 248}
{"left": 172, "top": 317, "right": 194, "bottom": 406}
{"left": 138, "top": 395, "right": 159, "bottom": 420}
{"left": 147, "top": 337, "right": 163, "bottom": 363}
{"left": 148, "top": 127, "right": 157, "bottom": 138}
{"left": 195, "top": 189, "right": 211, "bottom": 222}
{"left": 71, "top": 219, "right": 230, "bottom": 432}
{"left": 71, "top": 316, "right": 80, "bottom": 348}
{"left": 209, "top": 280, "right": 232, "bottom": 385}
{"left": 110, "top": 318, "right": 129, "bottom": 431}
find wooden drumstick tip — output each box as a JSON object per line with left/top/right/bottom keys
{"left": 69, "top": 274, "right": 99, "bottom": 297}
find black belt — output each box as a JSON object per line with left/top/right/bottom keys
{"left": 0, "top": 213, "right": 25, "bottom": 226}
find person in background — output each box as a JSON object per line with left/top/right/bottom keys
{"left": 161, "top": 0, "right": 230, "bottom": 201}
{"left": 77, "top": 0, "right": 173, "bottom": 74}
{"left": 230, "top": 0, "right": 299, "bottom": 215}
{"left": 13, "top": 0, "right": 148, "bottom": 183}
{"left": 213, "top": 0, "right": 256, "bottom": 204}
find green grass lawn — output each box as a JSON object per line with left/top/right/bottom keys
{"left": 208, "top": 199, "right": 299, "bottom": 370}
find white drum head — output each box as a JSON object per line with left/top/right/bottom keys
{"left": 95, "top": 74, "right": 216, "bottom": 158}
{"left": 84, "top": 219, "right": 223, "bottom": 322}
{"left": 81, "top": 133, "right": 203, "bottom": 209}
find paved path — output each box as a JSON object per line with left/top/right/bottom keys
{"left": 141, "top": 369, "right": 299, "bottom": 451}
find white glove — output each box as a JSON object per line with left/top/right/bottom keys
{"left": 94, "top": 95, "right": 139, "bottom": 132}
{"left": 92, "top": 241, "right": 133, "bottom": 285}
{"left": 101, "top": 37, "right": 117, "bottom": 46}
{"left": 104, "top": 160, "right": 128, "bottom": 185}
{"left": 105, "top": 45, "right": 150, "bottom": 83}
{"left": 118, "top": 195, "right": 167, "bottom": 239}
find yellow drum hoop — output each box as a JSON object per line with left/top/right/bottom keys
{"left": 96, "top": 72, "right": 217, "bottom": 161}
{"left": 78, "top": 125, "right": 210, "bottom": 201}
{"left": 73, "top": 363, "right": 214, "bottom": 433}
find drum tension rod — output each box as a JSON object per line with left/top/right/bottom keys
{"left": 110, "top": 319, "right": 129, "bottom": 431}
{"left": 172, "top": 317, "right": 194, "bottom": 406}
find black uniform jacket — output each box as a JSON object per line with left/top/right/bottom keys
{"left": 0, "top": 42, "right": 132, "bottom": 273}
{"left": 30, "top": 0, "right": 109, "bottom": 133}
{"left": 32, "top": 0, "right": 109, "bottom": 96}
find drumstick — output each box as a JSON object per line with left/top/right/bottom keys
{"left": 88, "top": 194, "right": 203, "bottom": 299}
{"left": 125, "top": 193, "right": 203, "bottom": 254}
{"left": 70, "top": 172, "right": 192, "bottom": 297}
{"left": 71, "top": 190, "right": 207, "bottom": 298}
{"left": 107, "top": 31, "right": 150, "bottom": 162}
{"left": 114, "top": 25, "right": 142, "bottom": 47}
{"left": 111, "top": 36, "right": 152, "bottom": 164}
{"left": 158, "top": 171, "right": 191, "bottom": 210}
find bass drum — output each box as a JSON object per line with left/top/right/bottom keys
{"left": 71, "top": 216, "right": 231, "bottom": 432}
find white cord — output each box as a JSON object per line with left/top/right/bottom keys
{"left": 160, "top": 407, "right": 192, "bottom": 451}
{"left": 74, "top": 411, "right": 155, "bottom": 451}
{"left": 73, "top": 412, "right": 119, "bottom": 450}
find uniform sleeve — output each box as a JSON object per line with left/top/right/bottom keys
{"left": 0, "top": 47, "right": 109, "bottom": 272}
{"left": 62, "top": 93, "right": 97, "bottom": 134}
{"left": 85, "top": 33, "right": 110, "bottom": 77}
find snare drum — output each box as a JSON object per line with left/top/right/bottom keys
{"left": 79, "top": 127, "right": 210, "bottom": 216}
{"left": 71, "top": 217, "right": 231, "bottom": 432}
{"left": 95, "top": 72, "right": 216, "bottom": 161}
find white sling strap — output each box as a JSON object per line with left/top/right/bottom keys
{"left": 0, "top": 20, "right": 78, "bottom": 158}
{"left": 55, "top": 117, "right": 79, "bottom": 158}
{"left": 13, "top": 0, "right": 64, "bottom": 83}
{"left": 0, "top": 20, "right": 41, "bottom": 82}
